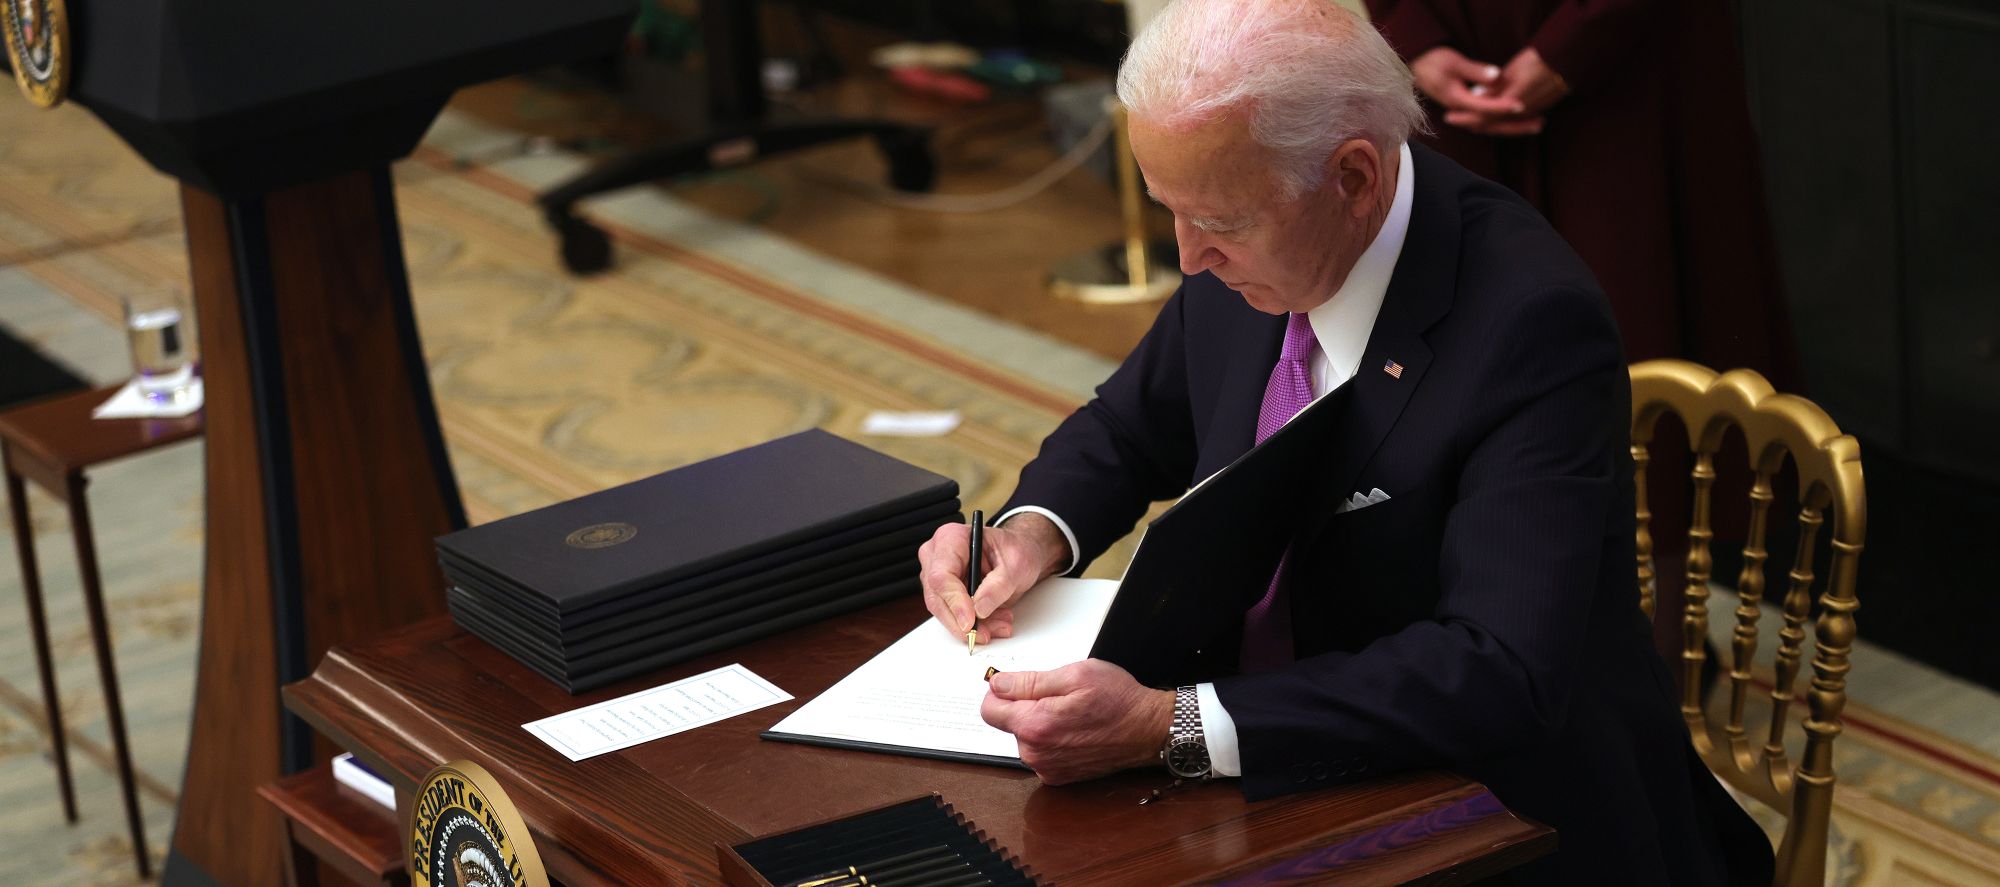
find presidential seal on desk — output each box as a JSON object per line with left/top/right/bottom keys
{"left": 409, "top": 760, "right": 549, "bottom": 887}
{"left": 1, "top": 0, "right": 69, "bottom": 107}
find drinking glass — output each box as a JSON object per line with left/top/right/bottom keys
{"left": 123, "top": 290, "right": 198, "bottom": 402}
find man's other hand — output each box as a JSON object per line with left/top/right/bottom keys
{"left": 981, "top": 660, "right": 1174, "bottom": 785}
{"left": 918, "top": 513, "right": 1064, "bottom": 644}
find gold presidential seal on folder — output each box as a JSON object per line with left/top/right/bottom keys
{"left": 2, "top": 0, "right": 69, "bottom": 107}
{"left": 565, "top": 521, "right": 637, "bottom": 549}
{"left": 409, "top": 760, "right": 549, "bottom": 887}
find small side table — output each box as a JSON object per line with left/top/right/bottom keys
{"left": 0, "top": 384, "right": 203, "bottom": 879}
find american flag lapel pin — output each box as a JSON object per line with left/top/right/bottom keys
{"left": 1383, "top": 358, "right": 1404, "bottom": 379}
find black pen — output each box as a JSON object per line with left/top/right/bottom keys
{"left": 965, "top": 510, "right": 984, "bottom": 655}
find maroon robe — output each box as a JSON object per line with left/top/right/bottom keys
{"left": 1366, "top": 0, "right": 1798, "bottom": 387}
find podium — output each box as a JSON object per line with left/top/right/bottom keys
{"left": 284, "top": 600, "right": 1556, "bottom": 884}
{"left": 51, "top": 2, "right": 633, "bottom": 883}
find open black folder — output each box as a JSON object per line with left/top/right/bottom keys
{"left": 762, "top": 383, "right": 1350, "bottom": 765}
{"left": 1089, "top": 380, "right": 1353, "bottom": 688}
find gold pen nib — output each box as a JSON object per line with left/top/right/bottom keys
{"left": 966, "top": 629, "right": 977, "bottom": 655}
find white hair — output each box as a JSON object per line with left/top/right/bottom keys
{"left": 1117, "top": 0, "right": 1428, "bottom": 200}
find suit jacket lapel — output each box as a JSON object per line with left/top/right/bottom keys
{"left": 1196, "top": 305, "right": 1284, "bottom": 481}
{"left": 1296, "top": 143, "right": 1460, "bottom": 546}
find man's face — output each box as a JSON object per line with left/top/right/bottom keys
{"left": 1129, "top": 114, "right": 1372, "bottom": 316}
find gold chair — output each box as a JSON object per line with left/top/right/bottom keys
{"left": 1629, "top": 359, "right": 1865, "bottom": 887}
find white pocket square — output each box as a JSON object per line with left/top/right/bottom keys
{"left": 1334, "top": 488, "right": 1391, "bottom": 514}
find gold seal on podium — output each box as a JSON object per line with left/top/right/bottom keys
{"left": 409, "top": 760, "right": 550, "bottom": 887}
{"left": 2, "top": 0, "right": 69, "bottom": 107}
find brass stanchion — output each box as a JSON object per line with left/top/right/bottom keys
{"left": 1048, "top": 101, "right": 1179, "bottom": 305}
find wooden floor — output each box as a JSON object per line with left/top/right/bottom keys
{"left": 449, "top": 64, "right": 1174, "bottom": 365}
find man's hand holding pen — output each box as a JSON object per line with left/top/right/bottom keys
{"left": 917, "top": 511, "right": 1066, "bottom": 647}
{"left": 918, "top": 512, "right": 1173, "bottom": 786}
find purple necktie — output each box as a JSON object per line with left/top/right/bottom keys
{"left": 1240, "top": 313, "right": 1317, "bottom": 673}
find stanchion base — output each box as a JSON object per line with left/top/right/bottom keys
{"left": 1047, "top": 242, "right": 1180, "bottom": 305}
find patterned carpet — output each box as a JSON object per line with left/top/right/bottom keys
{"left": 1, "top": 96, "right": 1998, "bottom": 885}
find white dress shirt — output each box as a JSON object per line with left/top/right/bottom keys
{"left": 999, "top": 142, "right": 1415, "bottom": 777}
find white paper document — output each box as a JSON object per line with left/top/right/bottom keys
{"left": 331, "top": 752, "right": 396, "bottom": 810}
{"left": 524, "top": 663, "right": 791, "bottom": 761}
{"left": 92, "top": 378, "right": 204, "bottom": 418}
{"left": 860, "top": 409, "right": 962, "bottom": 437}
{"left": 764, "top": 577, "right": 1119, "bottom": 764}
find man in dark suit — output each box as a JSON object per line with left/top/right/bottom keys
{"left": 916, "top": 0, "right": 1773, "bottom": 881}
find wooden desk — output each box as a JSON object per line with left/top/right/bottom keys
{"left": 285, "top": 602, "right": 1554, "bottom": 885}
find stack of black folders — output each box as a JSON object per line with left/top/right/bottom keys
{"left": 437, "top": 429, "right": 961, "bottom": 693}
{"left": 719, "top": 796, "right": 1037, "bottom": 887}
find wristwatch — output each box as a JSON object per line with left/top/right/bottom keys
{"left": 1160, "top": 685, "right": 1212, "bottom": 779}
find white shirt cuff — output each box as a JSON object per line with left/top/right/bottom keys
{"left": 993, "top": 506, "right": 1080, "bottom": 576}
{"left": 1195, "top": 682, "right": 1242, "bottom": 777}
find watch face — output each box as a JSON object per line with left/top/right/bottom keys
{"left": 1165, "top": 734, "right": 1210, "bottom": 778}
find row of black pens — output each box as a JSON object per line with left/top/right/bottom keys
{"left": 788, "top": 844, "right": 991, "bottom": 887}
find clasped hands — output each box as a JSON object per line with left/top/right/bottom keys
{"left": 1411, "top": 45, "right": 1569, "bottom": 137}
{"left": 918, "top": 516, "right": 1174, "bottom": 784}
